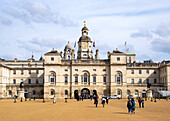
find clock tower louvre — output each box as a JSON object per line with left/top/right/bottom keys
{"left": 77, "top": 21, "right": 93, "bottom": 59}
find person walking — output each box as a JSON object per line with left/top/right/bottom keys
{"left": 142, "top": 98, "right": 144, "bottom": 108}
{"left": 106, "top": 96, "right": 109, "bottom": 104}
{"left": 131, "top": 98, "right": 136, "bottom": 114}
{"left": 138, "top": 97, "right": 142, "bottom": 108}
{"left": 95, "top": 95, "right": 99, "bottom": 107}
{"left": 127, "top": 99, "right": 133, "bottom": 114}
{"left": 101, "top": 97, "right": 106, "bottom": 108}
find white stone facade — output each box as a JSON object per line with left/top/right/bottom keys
{"left": 0, "top": 23, "right": 170, "bottom": 99}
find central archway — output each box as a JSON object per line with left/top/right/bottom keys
{"left": 81, "top": 88, "right": 90, "bottom": 99}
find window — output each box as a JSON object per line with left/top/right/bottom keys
{"left": 135, "top": 90, "right": 138, "bottom": 95}
{"left": 50, "top": 73, "right": 55, "bottom": 83}
{"left": 51, "top": 57, "right": 54, "bottom": 61}
{"left": 68, "top": 56, "right": 70, "bottom": 60}
{"left": 93, "top": 69, "right": 96, "bottom": 71}
{"left": 13, "top": 79, "right": 16, "bottom": 84}
{"left": 13, "top": 70, "right": 16, "bottom": 74}
{"left": 28, "top": 70, "right": 31, "bottom": 74}
{"left": 129, "top": 57, "right": 131, "bottom": 63}
{"left": 28, "top": 79, "right": 31, "bottom": 84}
{"left": 131, "top": 79, "right": 134, "bottom": 84}
{"left": 116, "top": 73, "right": 121, "bottom": 83}
{"left": 139, "top": 70, "right": 142, "bottom": 74}
{"left": 103, "top": 69, "right": 106, "bottom": 72}
{"left": 154, "top": 79, "right": 157, "bottom": 83}
{"left": 81, "top": 76, "right": 83, "bottom": 82}
{"left": 131, "top": 70, "right": 134, "bottom": 74}
{"left": 103, "top": 90, "right": 106, "bottom": 95}
{"left": 103, "top": 77, "right": 106, "bottom": 83}
{"left": 8, "top": 90, "right": 12, "bottom": 96}
{"left": 21, "top": 70, "right": 24, "bottom": 75}
{"left": 75, "top": 69, "right": 78, "bottom": 71}
{"left": 65, "top": 69, "right": 68, "bottom": 72}
{"left": 139, "top": 79, "right": 142, "bottom": 83}
{"left": 147, "top": 79, "right": 149, "bottom": 83}
{"left": 65, "top": 76, "right": 68, "bottom": 83}
{"left": 51, "top": 90, "right": 54, "bottom": 95}
{"left": 154, "top": 70, "right": 156, "bottom": 74}
{"left": 21, "top": 79, "right": 23, "bottom": 83}
{"left": 127, "top": 90, "right": 130, "bottom": 95}
{"left": 36, "top": 70, "right": 39, "bottom": 74}
{"left": 84, "top": 73, "right": 87, "bottom": 82}
{"left": 83, "top": 54, "right": 87, "bottom": 56}
{"left": 117, "top": 90, "right": 121, "bottom": 95}
{"left": 75, "top": 76, "right": 78, "bottom": 83}
{"left": 146, "top": 70, "right": 149, "bottom": 74}
{"left": 93, "top": 76, "right": 96, "bottom": 83}
{"left": 33, "top": 90, "right": 36, "bottom": 95}
{"left": 65, "top": 90, "right": 68, "bottom": 95}
{"left": 36, "top": 79, "right": 39, "bottom": 84}
{"left": 117, "top": 57, "right": 120, "bottom": 61}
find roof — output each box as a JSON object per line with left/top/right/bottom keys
{"left": 79, "top": 36, "right": 91, "bottom": 42}
{"left": 65, "top": 42, "right": 73, "bottom": 50}
{"left": 81, "top": 26, "right": 89, "bottom": 31}
{"left": 126, "top": 53, "right": 136, "bottom": 55}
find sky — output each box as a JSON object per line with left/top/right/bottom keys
{"left": 0, "top": 0, "right": 170, "bottom": 62}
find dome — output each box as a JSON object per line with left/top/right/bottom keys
{"left": 79, "top": 36, "right": 91, "bottom": 42}
{"left": 81, "top": 26, "right": 89, "bottom": 31}
{"left": 65, "top": 42, "right": 73, "bottom": 50}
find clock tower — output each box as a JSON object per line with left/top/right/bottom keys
{"left": 77, "top": 21, "right": 93, "bottom": 59}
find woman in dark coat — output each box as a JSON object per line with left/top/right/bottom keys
{"left": 127, "top": 99, "right": 132, "bottom": 114}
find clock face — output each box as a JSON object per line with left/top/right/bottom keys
{"left": 82, "top": 42, "right": 87, "bottom": 49}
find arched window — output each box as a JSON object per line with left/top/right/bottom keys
{"left": 50, "top": 89, "right": 55, "bottom": 95}
{"left": 8, "top": 90, "right": 12, "bottom": 96}
{"left": 84, "top": 73, "right": 87, "bottom": 82}
{"left": 50, "top": 73, "right": 55, "bottom": 83}
{"left": 135, "top": 90, "right": 138, "bottom": 95}
{"left": 127, "top": 90, "right": 131, "bottom": 95}
{"left": 103, "top": 90, "right": 106, "bottom": 96}
{"left": 116, "top": 72, "right": 122, "bottom": 84}
{"left": 117, "top": 90, "right": 121, "bottom": 95}
{"left": 65, "top": 90, "right": 68, "bottom": 95}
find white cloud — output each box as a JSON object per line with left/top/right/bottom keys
{"left": 0, "top": 16, "right": 12, "bottom": 25}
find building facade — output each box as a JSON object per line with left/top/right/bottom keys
{"left": 0, "top": 23, "right": 170, "bottom": 99}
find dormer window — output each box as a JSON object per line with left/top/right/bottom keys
{"left": 68, "top": 56, "right": 70, "bottom": 60}
{"left": 68, "top": 50, "right": 70, "bottom": 53}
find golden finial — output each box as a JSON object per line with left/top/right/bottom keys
{"left": 84, "top": 21, "right": 86, "bottom": 27}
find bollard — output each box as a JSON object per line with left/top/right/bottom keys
{"left": 154, "top": 99, "right": 157, "bottom": 102}
{"left": 20, "top": 98, "right": 23, "bottom": 102}
{"left": 42, "top": 98, "right": 45, "bottom": 103}
{"left": 34, "top": 97, "right": 35, "bottom": 100}
{"left": 29, "top": 98, "right": 31, "bottom": 101}
{"left": 151, "top": 98, "right": 153, "bottom": 102}
{"left": 25, "top": 98, "right": 27, "bottom": 101}
{"left": 14, "top": 98, "right": 16, "bottom": 103}
{"left": 145, "top": 98, "right": 147, "bottom": 101}
{"left": 65, "top": 98, "right": 67, "bottom": 103}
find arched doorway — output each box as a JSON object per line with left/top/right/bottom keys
{"left": 81, "top": 88, "right": 90, "bottom": 99}
{"left": 74, "top": 90, "right": 78, "bottom": 99}
{"left": 93, "top": 90, "right": 97, "bottom": 96}
{"left": 142, "top": 89, "right": 147, "bottom": 98}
